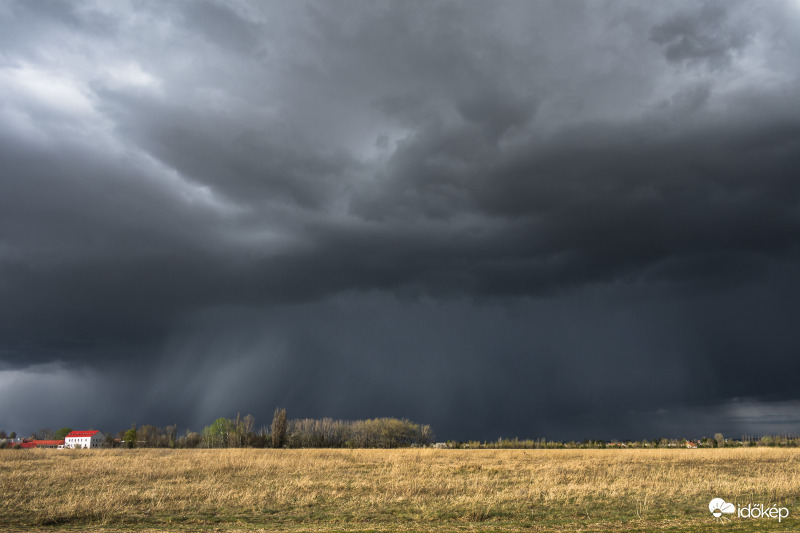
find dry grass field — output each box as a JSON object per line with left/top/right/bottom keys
{"left": 2, "top": 448, "right": 799, "bottom": 532}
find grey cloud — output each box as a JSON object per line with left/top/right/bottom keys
{"left": 181, "top": 1, "right": 262, "bottom": 53}
{"left": 110, "top": 101, "right": 356, "bottom": 210}
{"left": 650, "top": 2, "right": 751, "bottom": 69}
{"left": 665, "top": 83, "right": 712, "bottom": 114}
{"left": 346, "top": 98, "right": 800, "bottom": 297}
{"left": 7, "top": 0, "right": 119, "bottom": 35}
{"left": 456, "top": 89, "right": 538, "bottom": 142}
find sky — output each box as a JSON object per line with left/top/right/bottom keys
{"left": 1, "top": 0, "right": 800, "bottom": 441}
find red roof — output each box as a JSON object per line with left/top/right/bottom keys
{"left": 31, "top": 440, "right": 65, "bottom": 446}
{"left": 8, "top": 442, "right": 38, "bottom": 449}
{"left": 66, "top": 430, "right": 101, "bottom": 438}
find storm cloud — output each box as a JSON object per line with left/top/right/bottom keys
{"left": 2, "top": 0, "right": 800, "bottom": 440}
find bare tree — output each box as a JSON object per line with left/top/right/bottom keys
{"left": 34, "top": 428, "right": 56, "bottom": 440}
{"left": 182, "top": 430, "right": 202, "bottom": 448}
{"left": 232, "top": 413, "right": 243, "bottom": 447}
{"left": 165, "top": 425, "right": 178, "bottom": 448}
{"left": 242, "top": 414, "right": 255, "bottom": 446}
{"left": 271, "top": 408, "right": 287, "bottom": 448}
{"left": 139, "top": 425, "right": 162, "bottom": 448}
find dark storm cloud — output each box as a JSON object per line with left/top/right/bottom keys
{"left": 2, "top": 0, "right": 800, "bottom": 439}
{"left": 182, "top": 1, "right": 261, "bottom": 53}
{"left": 650, "top": 1, "right": 751, "bottom": 69}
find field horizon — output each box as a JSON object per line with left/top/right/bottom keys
{"left": 2, "top": 447, "right": 799, "bottom": 532}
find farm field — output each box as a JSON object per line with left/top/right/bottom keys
{"left": 2, "top": 448, "right": 799, "bottom": 532}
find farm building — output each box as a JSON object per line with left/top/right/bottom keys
{"left": 31, "top": 440, "right": 64, "bottom": 448}
{"left": 64, "top": 430, "right": 105, "bottom": 448}
{"left": 2, "top": 439, "right": 65, "bottom": 449}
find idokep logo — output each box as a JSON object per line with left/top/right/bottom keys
{"left": 708, "top": 498, "right": 790, "bottom": 523}
{"left": 709, "top": 498, "right": 735, "bottom": 519}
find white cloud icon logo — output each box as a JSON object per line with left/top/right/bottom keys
{"left": 709, "top": 498, "right": 735, "bottom": 518}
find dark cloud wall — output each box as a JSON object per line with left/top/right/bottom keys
{"left": 1, "top": 0, "right": 800, "bottom": 440}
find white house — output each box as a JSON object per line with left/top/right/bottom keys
{"left": 64, "top": 430, "right": 105, "bottom": 449}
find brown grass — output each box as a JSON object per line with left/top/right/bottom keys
{"left": 2, "top": 448, "right": 800, "bottom": 531}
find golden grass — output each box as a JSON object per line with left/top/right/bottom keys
{"left": 2, "top": 448, "right": 800, "bottom": 531}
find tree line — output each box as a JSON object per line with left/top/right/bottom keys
{"left": 1, "top": 409, "right": 435, "bottom": 449}
{"left": 195, "top": 409, "right": 434, "bottom": 449}
{"left": 8, "top": 423, "right": 799, "bottom": 450}
{"left": 445, "top": 433, "right": 800, "bottom": 449}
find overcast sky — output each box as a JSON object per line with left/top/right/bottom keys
{"left": 2, "top": 0, "right": 800, "bottom": 441}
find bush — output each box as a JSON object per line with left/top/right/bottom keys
{"left": 123, "top": 428, "right": 137, "bottom": 449}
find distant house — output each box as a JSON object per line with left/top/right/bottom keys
{"left": 64, "top": 430, "right": 105, "bottom": 449}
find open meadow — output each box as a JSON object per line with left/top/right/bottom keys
{"left": 2, "top": 448, "right": 799, "bottom": 532}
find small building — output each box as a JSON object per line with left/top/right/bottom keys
{"left": 64, "top": 430, "right": 105, "bottom": 449}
